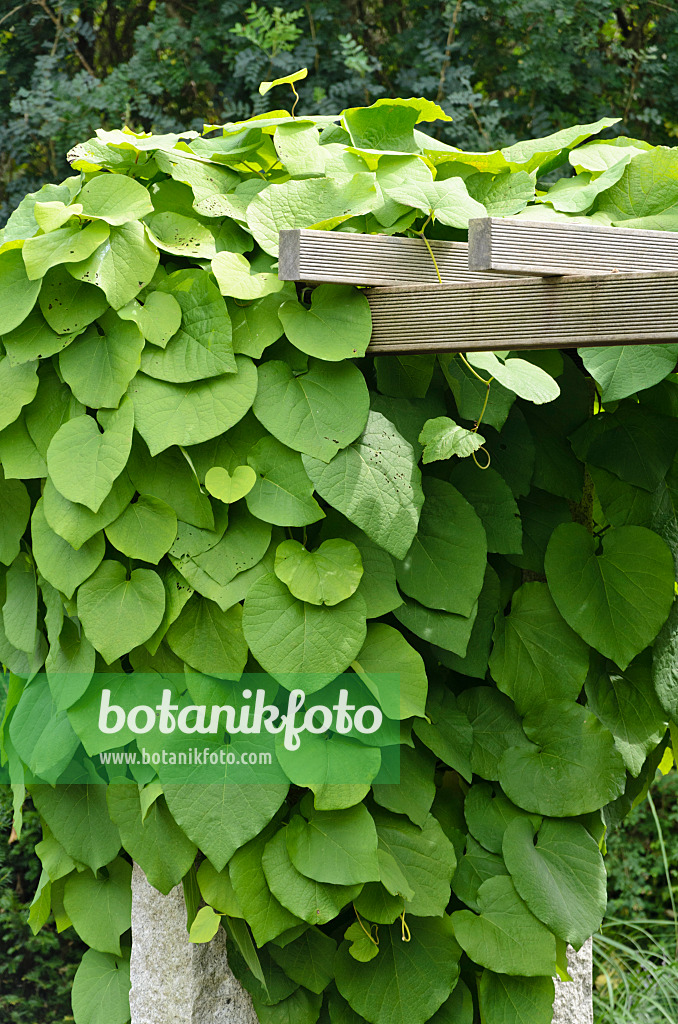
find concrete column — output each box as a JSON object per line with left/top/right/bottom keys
{"left": 552, "top": 938, "right": 593, "bottom": 1024}
{"left": 130, "top": 863, "right": 258, "bottom": 1024}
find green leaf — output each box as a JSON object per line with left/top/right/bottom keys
{"left": 418, "top": 416, "right": 485, "bottom": 463}
{"left": 2, "top": 308, "right": 75, "bottom": 365}
{"left": 145, "top": 212, "right": 217, "bottom": 259}
{"left": 105, "top": 494, "right": 177, "bottom": 563}
{"left": 107, "top": 786, "right": 197, "bottom": 896}
{"left": 32, "top": 498, "right": 104, "bottom": 598}
{"left": 189, "top": 905, "right": 222, "bottom": 943}
{"left": 372, "top": 741, "right": 435, "bottom": 825}
{"left": 498, "top": 699, "right": 626, "bottom": 816}
{"left": 242, "top": 573, "right": 367, "bottom": 690}
{"left": 452, "top": 836, "right": 509, "bottom": 912}
{"left": 205, "top": 465, "right": 256, "bottom": 504}
{"left": 252, "top": 988, "right": 322, "bottom": 1024}
{"left": 0, "top": 250, "right": 43, "bottom": 332}
{"left": 375, "top": 808, "right": 457, "bottom": 915}
{"left": 142, "top": 268, "right": 236, "bottom": 382}
{"left": 24, "top": 363, "right": 84, "bottom": 456}
{"left": 653, "top": 602, "right": 678, "bottom": 720}
{"left": 413, "top": 686, "right": 472, "bottom": 782}
{"left": 439, "top": 354, "right": 515, "bottom": 432}
{"left": 574, "top": 405, "right": 678, "bottom": 493}
{"left": 38, "top": 266, "right": 108, "bottom": 334}
{"left": 247, "top": 437, "right": 324, "bottom": 527}
{"left": 286, "top": 804, "right": 379, "bottom": 885}
{"left": 396, "top": 477, "right": 486, "bottom": 616}
{"left": 229, "top": 827, "right": 305, "bottom": 946}
{"left": 154, "top": 149, "right": 241, "bottom": 205}
{"left": 478, "top": 971, "right": 555, "bottom": 1024}
{"left": 262, "top": 826, "right": 362, "bottom": 925}
{"left": 128, "top": 442, "right": 213, "bottom": 528}
{"left": 466, "top": 170, "right": 536, "bottom": 216}
{"left": 9, "top": 674, "right": 80, "bottom": 782}
{"left": 71, "top": 950, "right": 130, "bottom": 1024}
{"left": 3, "top": 552, "right": 38, "bottom": 653}
{"left": 68, "top": 221, "right": 159, "bottom": 309}
{"left": 77, "top": 173, "right": 153, "bottom": 224}
{"left": 31, "top": 784, "right": 121, "bottom": 872}
{"left": 63, "top": 857, "right": 131, "bottom": 955}
{"left": 439, "top": 565, "right": 501, "bottom": 679}
{"left": 596, "top": 147, "right": 678, "bottom": 222}
{"left": 502, "top": 817, "right": 606, "bottom": 949}
{"left": 46, "top": 397, "right": 134, "bottom": 512}
{"left": 22, "top": 221, "right": 109, "bottom": 280}
{"left": 585, "top": 655, "right": 668, "bottom": 776}
{"left": 166, "top": 596, "right": 248, "bottom": 677}
{"left": 457, "top": 687, "right": 530, "bottom": 781}
{"left": 77, "top": 561, "right": 165, "bottom": 663}
{"left": 303, "top": 410, "right": 424, "bottom": 560}
{"left": 464, "top": 782, "right": 535, "bottom": 856}
{"left": 352, "top": 623, "right": 427, "bottom": 720}
{"left": 394, "top": 595, "right": 477, "bottom": 656}
{"left": 117, "top": 290, "right": 182, "bottom": 348}
{"left": 163, "top": 781, "right": 288, "bottom": 873}
{"left": 276, "top": 730, "right": 380, "bottom": 802}
{"left": 279, "top": 285, "right": 371, "bottom": 362}
{"left": 253, "top": 358, "right": 370, "bottom": 462}
{"left": 0, "top": 476, "right": 30, "bottom": 566}
{"left": 212, "top": 250, "right": 283, "bottom": 301}
{"left": 343, "top": 920, "right": 380, "bottom": 962}
{"left": 246, "top": 175, "right": 377, "bottom": 255}
{"left": 42, "top": 471, "right": 134, "bottom": 550}
{"left": 46, "top": 618, "right": 95, "bottom": 710}
{"left": 228, "top": 291, "right": 286, "bottom": 358}
{"left": 467, "top": 352, "right": 560, "bottom": 404}
{"left": 580, "top": 344, "right": 678, "bottom": 403}
{"left": 334, "top": 916, "right": 460, "bottom": 1024}
{"left": 0, "top": 357, "right": 39, "bottom": 431}
{"left": 59, "top": 310, "right": 144, "bottom": 408}
{"left": 259, "top": 67, "right": 308, "bottom": 95}
{"left": 451, "top": 875, "right": 556, "bottom": 976}
{"left": 540, "top": 156, "right": 632, "bottom": 213}
{"left": 128, "top": 355, "right": 257, "bottom": 455}
{"left": 449, "top": 462, "right": 522, "bottom": 555}
{"left": 489, "top": 582, "right": 590, "bottom": 715}
{"left": 385, "top": 172, "right": 486, "bottom": 227}
{"left": 197, "top": 859, "right": 243, "bottom": 916}
{"left": 274, "top": 539, "right": 363, "bottom": 606}
{"left": 269, "top": 929, "right": 336, "bottom": 995}
{"left": 545, "top": 522, "right": 675, "bottom": 669}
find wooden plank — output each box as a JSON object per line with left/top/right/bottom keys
{"left": 365, "top": 270, "right": 678, "bottom": 353}
{"left": 278, "top": 228, "right": 513, "bottom": 286}
{"left": 468, "top": 216, "right": 678, "bottom": 277}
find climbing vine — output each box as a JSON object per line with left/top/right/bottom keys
{"left": 1, "top": 84, "right": 677, "bottom": 1024}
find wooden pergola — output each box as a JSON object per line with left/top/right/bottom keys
{"left": 279, "top": 218, "right": 678, "bottom": 353}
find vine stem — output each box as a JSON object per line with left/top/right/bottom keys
{"left": 353, "top": 905, "right": 379, "bottom": 947}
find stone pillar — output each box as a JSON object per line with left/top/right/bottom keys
{"left": 130, "top": 863, "right": 259, "bottom": 1024}
{"left": 552, "top": 938, "right": 593, "bottom": 1024}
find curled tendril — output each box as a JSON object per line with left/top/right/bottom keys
{"left": 400, "top": 912, "right": 411, "bottom": 943}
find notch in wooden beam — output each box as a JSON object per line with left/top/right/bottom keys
{"left": 278, "top": 228, "right": 514, "bottom": 286}
{"left": 365, "top": 270, "right": 678, "bottom": 354}
{"left": 468, "top": 216, "right": 678, "bottom": 277}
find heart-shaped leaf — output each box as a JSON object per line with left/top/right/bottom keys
{"left": 76, "top": 560, "right": 165, "bottom": 663}
{"left": 274, "top": 538, "right": 363, "bottom": 606}
{"left": 545, "top": 522, "right": 675, "bottom": 669}
{"left": 212, "top": 250, "right": 283, "bottom": 300}
{"left": 279, "top": 284, "right": 372, "bottom": 361}
{"left": 205, "top": 465, "right": 256, "bottom": 504}
{"left": 117, "top": 291, "right": 182, "bottom": 348}
{"left": 419, "top": 416, "right": 486, "bottom": 463}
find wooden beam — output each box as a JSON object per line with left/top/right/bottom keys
{"left": 278, "top": 228, "right": 511, "bottom": 286}
{"left": 468, "top": 216, "right": 678, "bottom": 277}
{"left": 366, "top": 270, "right": 678, "bottom": 353}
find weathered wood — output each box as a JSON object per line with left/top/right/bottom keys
{"left": 366, "top": 270, "right": 678, "bottom": 353}
{"left": 278, "top": 228, "right": 510, "bottom": 285}
{"left": 468, "top": 216, "right": 678, "bottom": 277}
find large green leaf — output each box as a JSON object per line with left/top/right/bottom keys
{"left": 279, "top": 285, "right": 372, "bottom": 362}
{"left": 303, "top": 411, "right": 424, "bottom": 560}
{"left": 71, "top": 950, "right": 130, "bottom": 1024}
{"left": 105, "top": 494, "right": 177, "bottom": 563}
{"left": 502, "top": 817, "right": 606, "bottom": 948}
{"left": 0, "top": 476, "right": 30, "bottom": 566}
{"left": 253, "top": 359, "right": 370, "bottom": 462}
{"left": 143, "top": 268, "right": 236, "bottom": 381}
{"left": 413, "top": 686, "right": 472, "bottom": 781}
{"left": 38, "top": 266, "right": 108, "bottom": 335}
{"left": 31, "top": 784, "right": 121, "bottom": 872}
{"left": 418, "top": 416, "right": 485, "bottom": 463}
{"left": 9, "top": 674, "right": 80, "bottom": 782}
{"left": 449, "top": 462, "right": 522, "bottom": 555}
{"left": 67, "top": 220, "right": 159, "bottom": 308}
{"left": 383, "top": 171, "right": 486, "bottom": 227}
{"left": 274, "top": 539, "right": 362, "bottom": 606}
{"left": 144, "top": 212, "right": 217, "bottom": 259}
{"left": 166, "top": 596, "right": 248, "bottom": 676}
{"left": 128, "top": 355, "right": 257, "bottom": 455}
{"left": 467, "top": 352, "right": 560, "bottom": 405}
{"left": 0, "top": 357, "right": 39, "bottom": 431}
{"left": 498, "top": 699, "right": 626, "bottom": 816}
{"left": 24, "top": 363, "right": 84, "bottom": 456}
{"left": 452, "top": 836, "right": 509, "bottom": 912}
{"left": 230, "top": 828, "right": 305, "bottom": 946}
{"left": 596, "top": 147, "right": 678, "bottom": 223}
{"left": 489, "top": 582, "right": 590, "bottom": 714}
{"left": 228, "top": 291, "right": 286, "bottom": 358}
{"left": 352, "top": 622, "right": 427, "bottom": 719}
{"left": 0, "top": 248, "right": 42, "bottom": 332}
{"left": 246, "top": 437, "right": 324, "bottom": 527}
{"left": 77, "top": 561, "right": 165, "bottom": 663}
{"left": 42, "top": 471, "right": 134, "bottom": 550}
{"left": 457, "top": 687, "right": 530, "bottom": 781}
{"left": 581, "top": 345, "right": 678, "bottom": 403}
{"left": 127, "top": 442, "right": 213, "bottom": 529}
{"left": 23, "top": 221, "right": 110, "bottom": 280}
{"left": 395, "top": 477, "right": 486, "bottom": 616}
{"left": 262, "top": 826, "right": 362, "bottom": 925}
{"left": 212, "top": 250, "right": 283, "bottom": 300}
{"left": 31, "top": 498, "right": 104, "bottom": 599}
{"left": 242, "top": 573, "right": 367, "bottom": 690}
{"left": 545, "top": 523, "right": 675, "bottom": 669}
{"left": 59, "top": 310, "right": 144, "bottom": 408}
{"left": 286, "top": 805, "right": 379, "bottom": 885}
{"left": 77, "top": 173, "right": 153, "bottom": 224}
{"left": 394, "top": 594, "right": 477, "bottom": 656}
{"left": 451, "top": 875, "right": 557, "bottom": 976}
{"left": 478, "top": 972, "right": 555, "bottom": 1024}
{"left": 3, "top": 551, "right": 38, "bottom": 653}
{"left": 268, "top": 929, "right": 336, "bottom": 995}
{"left": 3, "top": 308, "right": 75, "bottom": 365}
{"left": 374, "top": 808, "right": 457, "bottom": 916}
{"left": 334, "top": 916, "right": 460, "bottom": 1024}
{"left": 463, "top": 782, "right": 534, "bottom": 856}
{"left": 372, "top": 743, "right": 435, "bottom": 826}
{"left": 63, "top": 857, "right": 132, "bottom": 955}
{"left": 46, "top": 398, "right": 134, "bottom": 512}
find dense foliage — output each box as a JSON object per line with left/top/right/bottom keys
{"left": 1, "top": 93, "right": 678, "bottom": 1023}
{"left": 4, "top": 1, "right": 678, "bottom": 220}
